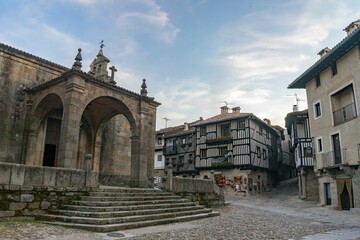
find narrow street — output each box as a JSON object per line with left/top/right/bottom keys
{"left": 1, "top": 179, "right": 360, "bottom": 240}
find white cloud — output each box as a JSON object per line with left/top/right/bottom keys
{"left": 117, "top": 0, "right": 180, "bottom": 44}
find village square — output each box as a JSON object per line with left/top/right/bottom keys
{"left": 1, "top": 1, "right": 360, "bottom": 239}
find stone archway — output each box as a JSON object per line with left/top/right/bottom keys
{"left": 25, "top": 93, "right": 64, "bottom": 166}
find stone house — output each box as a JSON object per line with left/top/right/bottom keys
{"left": 288, "top": 20, "right": 360, "bottom": 209}
{"left": 0, "top": 42, "right": 160, "bottom": 188}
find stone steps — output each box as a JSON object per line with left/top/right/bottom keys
{"left": 44, "top": 212, "right": 220, "bottom": 232}
{"left": 50, "top": 205, "right": 205, "bottom": 218}
{"left": 61, "top": 202, "right": 197, "bottom": 212}
{"left": 37, "top": 186, "right": 219, "bottom": 232}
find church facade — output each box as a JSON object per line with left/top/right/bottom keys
{"left": 0, "top": 43, "right": 160, "bottom": 187}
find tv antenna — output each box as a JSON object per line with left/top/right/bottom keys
{"left": 286, "top": 93, "right": 306, "bottom": 106}
{"left": 163, "top": 117, "right": 171, "bottom": 128}
{"left": 219, "top": 101, "right": 233, "bottom": 107}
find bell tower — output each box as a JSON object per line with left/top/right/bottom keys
{"left": 89, "top": 40, "right": 111, "bottom": 82}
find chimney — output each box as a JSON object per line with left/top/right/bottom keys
{"left": 317, "top": 47, "right": 330, "bottom": 58}
{"left": 232, "top": 106, "right": 241, "bottom": 113}
{"left": 344, "top": 20, "right": 360, "bottom": 35}
{"left": 263, "top": 118, "right": 271, "bottom": 125}
{"left": 220, "top": 106, "right": 229, "bottom": 114}
{"left": 293, "top": 105, "right": 298, "bottom": 112}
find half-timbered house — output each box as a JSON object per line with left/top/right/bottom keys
{"left": 285, "top": 108, "right": 318, "bottom": 200}
{"left": 193, "top": 106, "right": 280, "bottom": 194}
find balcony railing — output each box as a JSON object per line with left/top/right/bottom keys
{"left": 320, "top": 149, "right": 346, "bottom": 168}
{"left": 333, "top": 102, "right": 357, "bottom": 125}
{"left": 205, "top": 136, "right": 233, "bottom": 145}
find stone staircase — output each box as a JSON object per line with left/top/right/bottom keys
{"left": 37, "top": 186, "right": 219, "bottom": 232}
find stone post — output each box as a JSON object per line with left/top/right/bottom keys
{"left": 84, "top": 154, "right": 93, "bottom": 188}
{"left": 167, "top": 164, "right": 173, "bottom": 191}
{"left": 210, "top": 170, "right": 215, "bottom": 183}
{"left": 130, "top": 136, "right": 140, "bottom": 187}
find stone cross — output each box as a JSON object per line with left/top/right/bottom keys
{"left": 109, "top": 66, "right": 117, "bottom": 84}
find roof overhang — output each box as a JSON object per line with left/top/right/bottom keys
{"left": 288, "top": 28, "right": 360, "bottom": 89}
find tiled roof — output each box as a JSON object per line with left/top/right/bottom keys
{"left": 27, "top": 68, "right": 160, "bottom": 105}
{"left": 0, "top": 42, "right": 68, "bottom": 71}
{"left": 192, "top": 112, "right": 250, "bottom": 126}
{"left": 288, "top": 27, "right": 360, "bottom": 88}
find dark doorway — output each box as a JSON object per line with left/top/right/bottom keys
{"left": 332, "top": 134, "right": 342, "bottom": 164}
{"left": 43, "top": 144, "right": 56, "bottom": 167}
{"left": 340, "top": 182, "right": 351, "bottom": 210}
{"left": 325, "top": 183, "right": 331, "bottom": 205}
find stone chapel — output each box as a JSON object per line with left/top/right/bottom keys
{"left": 0, "top": 42, "right": 160, "bottom": 187}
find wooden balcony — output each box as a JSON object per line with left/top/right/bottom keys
{"left": 205, "top": 136, "right": 233, "bottom": 145}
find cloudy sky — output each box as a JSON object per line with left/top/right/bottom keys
{"left": 1, "top": 0, "right": 359, "bottom": 129}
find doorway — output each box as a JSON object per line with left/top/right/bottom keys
{"left": 332, "top": 134, "right": 342, "bottom": 164}
{"left": 324, "top": 183, "right": 331, "bottom": 205}
{"left": 43, "top": 144, "right": 56, "bottom": 167}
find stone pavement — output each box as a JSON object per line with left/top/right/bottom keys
{"left": 1, "top": 179, "right": 360, "bottom": 240}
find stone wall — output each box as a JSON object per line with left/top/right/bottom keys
{"left": 169, "top": 177, "right": 225, "bottom": 207}
{"left": 352, "top": 169, "right": 360, "bottom": 208}
{"left": 0, "top": 162, "right": 98, "bottom": 218}
{"left": 305, "top": 169, "right": 319, "bottom": 201}
{"left": 0, "top": 162, "right": 98, "bottom": 188}
{"left": 0, "top": 44, "right": 66, "bottom": 163}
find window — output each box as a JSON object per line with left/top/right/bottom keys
{"left": 316, "top": 75, "right": 321, "bottom": 87}
{"left": 171, "top": 157, "right": 177, "bottom": 166}
{"left": 220, "top": 124, "right": 230, "bottom": 137}
{"left": 331, "top": 62, "right": 338, "bottom": 76}
{"left": 256, "top": 146, "right": 261, "bottom": 158}
{"left": 317, "top": 138, "right": 323, "bottom": 153}
{"left": 262, "top": 148, "right": 267, "bottom": 160}
{"left": 188, "top": 153, "right": 194, "bottom": 163}
{"left": 200, "top": 149, "right": 207, "bottom": 158}
{"left": 314, "top": 101, "right": 322, "bottom": 118}
{"left": 304, "top": 147, "right": 313, "bottom": 157}
{"left": 179, "top": 155, "right": 184, "bottom": 165}
{"left": 200, "top": 126, "right": 206, "bottom": 136}
{"left": 238, "top": 119, "right": 245, "bottom": 129}
{"left": 259, "top": 126, "right": 263, "bottom": 135}
{"left": 331, "top": 84, "right": 357, "bottom": 125}
{"left": 157, "top": 138, "right": 162, "bottom": 145}
{"left": 219, "top": 146, "right": 228, "bottom": 156}
{"left": 181, "top": 138, "right": 186, "bottom": 144}
{"left": 187, "top": 136, "right": 193, "bottom": 144}
{"left": 157, "top": 155, "right": 162, "bottom": 161}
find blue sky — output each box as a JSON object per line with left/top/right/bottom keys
{"left": 1, "top": 0, "right": 360, "bottom": 129}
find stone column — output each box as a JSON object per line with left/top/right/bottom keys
{"left": 301, "top": 169, "right": 306, "bottom": 199}
{"left": 167, "top": 164, "right": 173, "bottom": 191}
{"left": 58, "top": 75, "right": 85, "bottom": 168}
{"left": 130, "top": 135, "right": 140, "bottom": 187}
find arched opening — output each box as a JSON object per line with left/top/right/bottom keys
{"left": 28, "top": 93, "right": 63, "bottom": 166}
{"left": 80, "top": 96, "right": 136, "bottom": 186}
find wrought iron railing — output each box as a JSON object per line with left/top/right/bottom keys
{"left": 333, "top": 102, "right": 357, "bottom": 125}
{"left": 163, "top": 145, "right": 177, "bottom": 155}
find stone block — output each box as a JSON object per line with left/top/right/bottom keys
{"left": 21, "top": 185, "right": 34, "bottom": 191}
{"left": 43, "top": 168, "right": 57, "bottom": 186}
{"left": 24, "top": 166, "right": 44, "bottom": 186}
{"left": 70, "top": 170, "right": 85, "bottom": 187}
{"left": 9, "top": 202, "right": 27, "bottom": 211}
{"left": 0, "top": 163, "right": 11, "bottom": 185}
{"left": 6, "top": 194, "right": 20, "bottom": 202}
{"left": 40, "top": 201, "right": 50, "bottom": 209}
{"left": 0, "top": 211, "right": 15, "bottom": 218}
{"left": 10, "top": 164, "right": 25, "bottom": 185}
{"left": 28, "top": 202, "right": 40, "bottom": 209}
{"left": 56, "top": 170, "right": 71, "bottom": 187}
{"left": 20, "top": 194, "right": 34, "bottom": 203}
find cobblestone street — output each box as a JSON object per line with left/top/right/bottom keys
{"left": 1, "top": 179, "right": 360, "bottom": 240}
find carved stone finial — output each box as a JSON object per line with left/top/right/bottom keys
{"left": 72, "top": 48, "right": 82, "bottom": 70}
{"left": 109, "top": 66, "right": 117, "bottom": 85}
{"left": 141, "top": 79, "right": 148, "bottom": 96}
